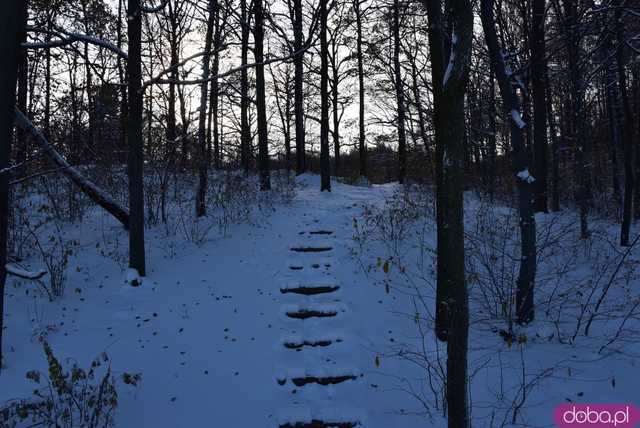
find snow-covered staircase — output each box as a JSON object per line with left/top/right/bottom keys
{"left": 275, "top": 225, "right": 363, "bottom": 428}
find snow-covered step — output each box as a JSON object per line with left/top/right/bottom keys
{"left": 276, "top": 404, "right": 364, "bottom": 428}
{"left": 279, "top": 420, "right": 360, "bottom": 428}
{"left": 286, "top": 257, "right": 336, "bottom": 272}
{"left": 297, "top": 230, "right": 334, "bottom": 236}
{"left": 275, "top": 366, "right": 362, "bottom": 387}
{"left": 289, "top": 245, "right": 334, "bottom": 253}
{"left": 281, "top": 332, "right": 345, "bottom": 350}
{"left": 282, "top": 302, "right": 347, "bottom": 320}
{"left": 280, "top": 283, "right": 340, "bottom": 296}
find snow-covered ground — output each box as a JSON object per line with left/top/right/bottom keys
{"left": 2, "top": 173, "right": 639, "bottom": 427}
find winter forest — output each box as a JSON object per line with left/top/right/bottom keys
{"left": 1, "top": 0, "right": 640, "bottom": 426}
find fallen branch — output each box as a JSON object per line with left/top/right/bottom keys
{"left": 5, "top": 264, "right": 47, "bottom": 280}
{"left": 14, "top": 108, "right": 130, "bottom": 228}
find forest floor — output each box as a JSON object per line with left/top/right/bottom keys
{"left": 2, "top": 174, "right": 639, "bottom": 427}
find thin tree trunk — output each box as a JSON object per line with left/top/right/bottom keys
{"left": 0, "top": 0, "right": 26, "bottom": 372}
{"left": 481, "top": 0, "right": 536, "bottom": 325}
{"left": 393, "top": 0, "right": 407, "bottom": 184}
{"left": 293, "top": 0, "right": 306, "bottom": 174}
{"left": 240, "top": 0, "right": 251, "bottom": 174}
{"left": 616, "top": 6, "right": 634, "bottom": 246}
{"left": 319, "top": 0, "right": 331, "bottom": 191}
{"left": 332, "top": 60, "right": 340, "bottom": 176}
{"left": 255, "top": 0, "right": 270, "bottom": 190}
{"left": 564, "top": 0, "right": 591, "bottom": 239}
{"left": 425, "top": 0, "right": 473, "bottom": 424}
{"left": 211, "top": 4, "right": 222, "bottom": 169}
{"left": 16, "top": 3, "right": 28, "bottom": 175}
{"left": 546, "top": 80, "right": 560, "bottom": 211}
{"left": 196, "top": 0, "right": 216, "bottom": 217}
{"left": 531, "top": 0, "right": 548, "bottom": 212}
{"left": 354, "top": 0, "right": 366, "bottom": 179}
{"left": 127, "top": 0, "right": 146, "bottom": 277}
{"left": 487, "top": 64, "right": 497, "bottom": 201}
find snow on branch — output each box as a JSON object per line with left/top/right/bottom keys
{"left": 141, "top": 0, "right": 169, "bottom": 13}
{"left": 443, "top": 33, "right": 458, "bottom": 88}
{"left": 516, "top": 169, "right": 535, "bottom": 184}
{"left": 5, "top": 264, "right": 47, "bottom": 280}
{"left": 14, "top": 108, "right": 130, "bottom": 228}
{"left": 511, "top": 109, "right": 527, "bottom": 129}
{"left": 24, "top": 26, "right": 128, "bottom": 60}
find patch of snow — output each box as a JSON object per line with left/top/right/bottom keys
{"left": 517, "top": 168, "right": 536, "bottom": 183}
{"left": 125, "top": 268, "right": 142, "bottom": 286}
{"left": 5, "top": 264, "right": 47, "bottom": 280}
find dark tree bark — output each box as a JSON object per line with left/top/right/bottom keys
{"left": 44, "top": 12, "right": 52, "bottom": 141}
{"left": 210, "top": 3, "right": 222, "bottom": 169}
{"left": 196, "top": 0, "right": 217, "bottom": 217}
{"left": 15, "top": 3, "right": 28, "bottom": 175}
{"left": 254, "top": 0, "right": 271, "bottom": 190}
{"left": 633, "top": 66, "right": 640, "bottom": 220}
{"left": 81, "top": 0, "right": 96, "bottom": 153}
{"left": 166, "top": 2, "right": 179, "bottom": 167}
{"left": 354, "top": 0, "right": 366, "bottom": 179}
{"left": 331, "top": 56, "right": 341, "bottom": 177}
{"left": 293, "top": 0, "right": 306, "bottom": 174}
{"left": 408, "top": 45, "right": 430, "bottom": 177}
{"left": 424, "top": 0, "right": 473, "bottom": 425}
{"left": 531, "top": 0, "right": 548, "bottom": 212}
{"left": 546, "top": 80, "right": 561, "bottom": 212}
{"left": 616, "top": 5, "right": 634, "bottom": 246}
{"left": 127, "top": 0, "right": 146, "bottom": 277}
{"left": 563, "top": 0, "right": 591, "bottom": 239}
{"left": 392, "top": 0, "right": 406, "bottom": 184}
{"left": 319, "top": 0, "right": 331, "bottom": 191}
{"left": 481, "top": 0, "right": 536, "bottom": 325}
{"left": 117, "top": 0, "right": 129, "bottom": 166}
{"left": 487, "top": 64, "right": 497, "bottom": 201}
{"left": 0, "top": 0, "right": 27, "bottom": 371}
{"left": 240, "top": 0, "right": 251, "bottom": 174}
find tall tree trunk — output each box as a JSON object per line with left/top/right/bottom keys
{"left": 425, "top": 0, "right": 448, "bottom": 342}
{"left": 393, "top": 0, "right": 407, "bottom": 184}
{"left": 211, "top": 4, "right": 222, "bottom": 170}
{"left": 319, "top": 0, "right": 331, "bottom": 191}
{"left": 127, "top": 0, "right": 146, "bottom": 277}
{"left": 293, "top": 0, "right": 306, "bottom": 174}
{"left": 354, "top": 0, "right": 366, "bottom": 179}
{"left": 487, "top": 64, "right": 497, "bottom": 201}
{"left": 0, "top": 0, "right": 26, "bottom": 371}
{"left": 240, "top": 0, "right": 251, "bottom": 174}
{"left": 44, "top": 13, "right": 52, "bottom": 141}
{"left": 82, "top": 1, "right": 95, "bottom": 154}
{"left": 15, "top": 3, "right": 28, "bottom": 175}
{"left": 196, "top": 0, "right": 216, "bottom": 217}
{"left": 603, "top": 19, "right": 623, "bottom": 207}
{"left": 409, "top": 49, "right": 430, "bottom": 177}
{"left": 117, "top": 0, "right": 129, "bottom": 165}
{"left": 531, "top": 0, "right": 548, "bottom": 212}
{"left": 425, "top": 0, "right": 473, "bottom": 424}
{"left": 633, "top": 66, "right": 640, "bottom": 220}
{"left": 332, "top": 60, "right": 340, "bottom": 176}
{"left": 547, "top": 80, "right": 561, "bottom": 211}
{"left": 616, "top": 6, "right": 634, "bottom": 246}
{"left": 167, "top": 13, "right": 178, "bottom": 166}
{"left": 255, "top": 0, "right": 270, "bottom": 190}
{"left": 564, "top": 0, "right": 591, "bottom": 239}
{"left": 481, "top": 0, "right": 536, "bottom": 325}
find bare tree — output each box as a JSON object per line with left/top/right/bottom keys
{"left": 0, "top": 0, "right": 27, "bottom": 371}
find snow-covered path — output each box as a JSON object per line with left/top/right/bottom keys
{"left": 2, "top": 176, "right": 425, "bottom": 427}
